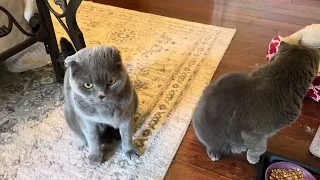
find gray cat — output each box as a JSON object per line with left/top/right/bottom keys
{"left": 192, "top": 42, "right": 320, "bottom": 164}
{"left": 60, "top": 38, "right": 140, "bottom": 166}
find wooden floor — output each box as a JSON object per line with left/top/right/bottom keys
{"left": 89, "top": 0, "right": 320, "bottom": 179}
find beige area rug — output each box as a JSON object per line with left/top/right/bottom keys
{"left": 0, "top": 1, "right": 236, "bottom": 179}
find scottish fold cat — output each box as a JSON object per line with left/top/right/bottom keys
{"left": 192, "top": 42, "right": 320, "bottom": 164}
{"left": 61, "top": 38, "right": 140, "bottom": 166}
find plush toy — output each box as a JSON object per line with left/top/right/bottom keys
{"left": 266, "top": 24, "right": 320, "bottom": 102}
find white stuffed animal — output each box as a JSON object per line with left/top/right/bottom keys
{"left": 282, "top": 24, "right": 320, "bottom": 47}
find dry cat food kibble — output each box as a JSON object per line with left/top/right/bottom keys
{"left": 269, "top": 168, "right": 306, "bottom": 180}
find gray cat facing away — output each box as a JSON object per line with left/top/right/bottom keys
{"left": 60, "top": 38, "right": 140, "bottom": 166}
{"left": 192, "top": 42, "right": 320, "bottom": 164}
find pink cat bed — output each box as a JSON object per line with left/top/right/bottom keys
{"left": 266, "top": 24, "right": 320, "bottom": 102}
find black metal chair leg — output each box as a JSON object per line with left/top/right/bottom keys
{"left": 66, "top": 0, "right": 86, "bottom": 50}
{"left": 1, "top": 0, "right": 86, "bottom": 83}
{"left": 36, "top": 0, "right": 64, "bottom": 83}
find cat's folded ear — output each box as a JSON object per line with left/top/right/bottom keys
{"left": 316, "top": 48, "right": 320, "bottom": 60}
{"left": 110, "top": 46, "right": 122, "bottom": 64}
{"left": 64, "top": 59, "right": 78, "bottom": 76}
{"left": 60, "top": 38, "right": 76, "bottom": 58}
{"left": 64, "top": 55, "right": 78, "bottom": 72}
{"left": 65, "top": 59, "right": 77, "bottom": 68}
{"left": 279, "top": 41, "right": 291, "bottom": 51}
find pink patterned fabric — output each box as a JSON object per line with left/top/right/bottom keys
{"left": 306, "top": 76, "right": 320, "bottom": 102}
{"left": 266, "top": 36, "right": 320, "bottom": 103}
{"left": 266, "top": 36, "right": 281, "bottom": 62}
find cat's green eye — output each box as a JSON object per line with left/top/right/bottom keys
{"left": 83, "top": 83, "right": 93, "bottom": 89}
{"left": 107, "top": 80, "right": 116, "bottom": 86}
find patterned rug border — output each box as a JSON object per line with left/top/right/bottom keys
{"left": 145, "top": 29, "right": 237, "bottom": 180}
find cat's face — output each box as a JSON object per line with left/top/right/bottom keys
{"left": 65, "top": 46, "right": 127, "bottom": 104}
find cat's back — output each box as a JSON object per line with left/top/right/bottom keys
{"left": 194, "top": 73, "right": 250, "bottom": 121}
{"left": 193, "top": 73, "right": 250, "bottom": 140}
{"left": 203, "top": 73, "right": 250, "bottom": 101}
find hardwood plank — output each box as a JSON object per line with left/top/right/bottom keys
{"left": 216, "top": 0, "right": 320, "bottom": 14}
{"left": 210, "top": 41, "right": 267, "bottom": 80}
{"left": 211, "top": 18, "right": 277, "bottom": 36}
{"left": 165, "top": 160, "right": 228, "bottom": 180}
{"left": 301, "top": 99, "right": 320, "bottom": 120}
{"left": 233, "top": 30, "right": 273, "bottom": 45}
{"left": 211, "top": 65, "right": 247, "bottom": 81}
{"left": 241, "top": 0, "right": 291, "bottom": 3}
{"left": 279, "top": 115, "right": 320, "bottom": 142}
{"left": 175, "top": 126, "right": 257, "bottom": 180}
{"left": 266, "top": 12, "right": 319, "bottom": 25}
{"left": 269, "top": 8, "right": 320, "bottom": 21}
{"left": 213, "top": 4, "right": 267, "bottom": 18}
{"left": 227, "top": 40, "right": 268, "bottom": 57}
{"left": 211, "top": 65, "right": 251, "bottom": 81}
{"left": 211, "top": 10, "right": 304, "bottom": 31}
{"left": 268, "top": 134, "right": 320, "bottom": 167}
{"left": 292, "top": 0, "right": 320, "bottom": 7}
{"left": 277, "top": 29, "right": 295, "bottom": 37}
{"left": 211, "top": 61, "right": 257, "bottom": 81}
{"left": 218, "top": 51, "right": 266, "bottom": 72}
{"left": 215, "top": 0, "right": 270, "bottom": 11}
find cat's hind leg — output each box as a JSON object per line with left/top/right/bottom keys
{"left": 246, "top": 146, "right": 266, "bottom": 164}
{"left": 206, "top": 147, "right": 222, "bottom": 161}
{"left": 241, "top": 131, "right": 267, "bottom": 164}
{"left": 193, "top": 119, "right": 227, "bottom": 162}
{"left": 206, "top": 141, "right": 233, "bottom": 162}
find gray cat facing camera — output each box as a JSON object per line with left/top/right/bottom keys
{"left": 192, "top": 42, "right": 320, "bottom": 164}
{"left": 60, "top": 38, "right": 140, "bottom": 166}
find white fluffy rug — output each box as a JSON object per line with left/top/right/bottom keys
{"left": 0, "top": 1, "right": 236, "bottom": 179}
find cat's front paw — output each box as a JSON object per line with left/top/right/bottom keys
{"left": 88, "top": 153, "right": 103, "bottom": 166}
{"left": 125, "top": 148, "right": 141, "bottom": 160}
{"left": 209, "top": 154, "right": 221, "bottom": 162}
{"left": 247, "top": 155, "right": 260, "bottom": 164}
{"left": 206, "top": 150, "right": 221, "bottom": 162}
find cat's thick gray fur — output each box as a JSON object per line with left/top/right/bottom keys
{"left": 192, "top": 42, "right": 320, "bottom": 164}
{"left": 60, "top": 38, "right": 140, "bottom": 166}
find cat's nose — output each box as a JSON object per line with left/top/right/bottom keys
{"left": 99, "top": 95, "right": 106, "bottom": 100}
